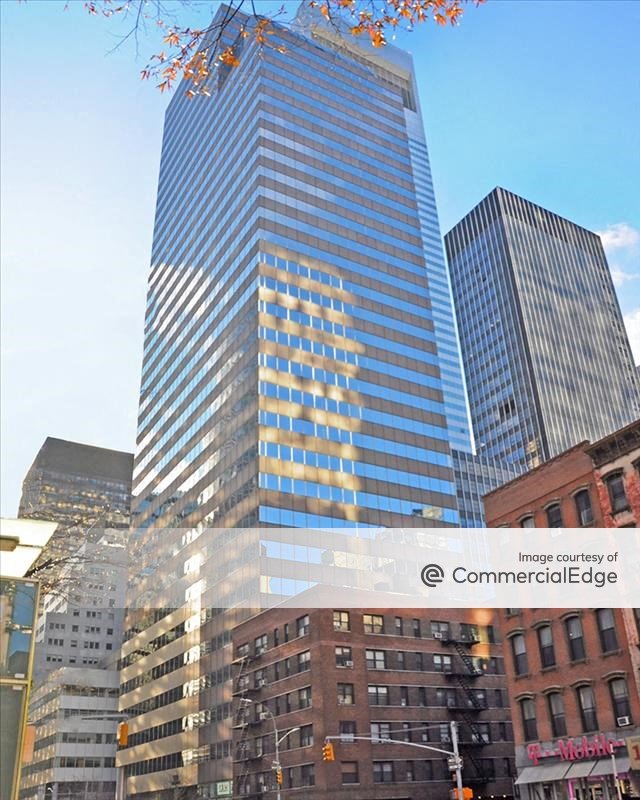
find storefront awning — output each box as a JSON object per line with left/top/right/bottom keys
{"left": 588, "top": 757, "right": 631, "bottom": 777}
{"left": 565, "top": 761, "right": 600, "bottom": 779}
{"left": 516, "top": 763, "right": 571, "bottom": 784}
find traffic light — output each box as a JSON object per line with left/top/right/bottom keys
{"left": 117, "top": 722, "right": 128, "bottom": 747}
{"left": 275, "top": 769, "right": 283, "bottom": 785}
{"left": 322, "top": 742, "right": 335, "bottom": 761}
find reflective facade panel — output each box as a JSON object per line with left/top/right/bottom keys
{"left": 445, "top": 187, "right": 640, "bottom": 470}
{"left": 122, "top": 7, "right": 469, "bottom": 798}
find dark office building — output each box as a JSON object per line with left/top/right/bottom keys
{"left": 18, "top": 436, "right": 133, "bottom": 586}
{"left": 445, "top": 187, "right": 640, "bottom": 471}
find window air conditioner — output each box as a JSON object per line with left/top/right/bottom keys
{"left": 617, "top": 716, "right": 631, "bottom": 726}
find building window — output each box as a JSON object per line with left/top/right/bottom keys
{"left": 546, "top": 503, "right": 563, "bottom": 528}
{"left": 596, "top": 608, "right": 618, "bottom": 653}
{"left": 547, "top": 692, "right": 567, "bottom": 737}
{"left": 339, "top": 721, "right": 356, "bottom": 742}
{"left": 433, "top": 654, "right": 452, "bottom": 673}
{"left": 297, "top": 651, "right": 311, "bottom": 672}
{"left": 537, "top": 625, "right": 556, "bottom": 668}
{"left": 300, "top": 764, "right": 315, "bottom": 786}
{"left": 430, "top": 621, "right": 449, "bottom": 638}
{"left": 511, "top": 633, "right": 528, "bottom": 675}
{"left": 520, "top": 516, "right": 535, "bottom": 528}
{"left": 337, "top": 683, "right": 354, "bottom": 705}
{"left": 363, "top": 614, "right": 384, "bottom": 634}
{"left": 300, "top": 725, "right": 313, "bottom": 747}
{"left": 520, "top": 698, "right": 538, "bottom": 741}
{"left": 335, "top": 646, "right": 353, "bottom": 668}
{"left": 577, "top": 685, "right": 598, "bottom": 732}
{"left": 296, "top": 615, "right": 310, "bottom": 637}
{"left": 565, "top": 616, "right": 586, "bottom": 661}
{"left": 254, "top": 634, "right": 268, "bottom": 655}
{"left": 609, "top": 678, "right": 631, "bottom": 721}
{"left": 333, "top": 611, "right": 350, "bottom": 631}
{"left": 371, "top": 722, "right": 391, "bottom": 742}
{"left": 397, "top": 651, "right": 406, "bottom": 670}
{"left": 366, "top": 650, "right": 386, "bottom": 670}
{"left": 400, "top": 686, "right": 409, "bottom": 706}
{"left": 298, "top": 687, "right": 312, "bottom": 709}
{"left": 574, "top": 490, "right": 594, "bottom": 526}
{"left": 412, "top": 619, "right": 421, "bottom": 637}
{"left": 368, "top": 685, "right": 389, "bottom": 706}
{"left": 406, "top": 760, "right": 415, "bottom": 781}
{"left": 394, "top": 616, "right": 403, "bottom": 634}
{"left": 341, "top": 762, "right": 359, "bottom": 784}
{"left": 604, "top": 472, "right": 629, "bottom": 513}
{"left": 373, "top": 762, "right": 394, "bottom": 783}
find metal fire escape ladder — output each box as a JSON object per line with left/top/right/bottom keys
{"left": 442, "top": 632, "right": 491, "bottom": 785}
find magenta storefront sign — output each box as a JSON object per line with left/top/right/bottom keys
{"left": 527, "top": 735, "right": 626, "bottom": 765}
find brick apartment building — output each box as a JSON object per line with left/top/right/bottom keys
{"left": 483, "top": 420, "right": 640, "bottom": 530}
{"left": 484, "top": 420, "right": 640, "bottom": 800}
{"left": 231, "top": 605, "right": 515, "bottom": 800}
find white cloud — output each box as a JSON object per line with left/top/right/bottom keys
{"left": 611, "top": 267, "right": 640, "bottom": 287}
{"left": 597, "top": 222, "right": 640, "bottom": 252}
{"left": 624, "top": 308, "right": 640, "bottom": 364}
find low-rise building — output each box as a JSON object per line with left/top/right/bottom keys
{"left": 18, "top": 667, "right": 120, "bottom": 800}
{"left": 484, "top": 420, "right": 640, "bottom": 800}
{"left": 231, "top": 606, "right": 515, "bottom": 800}
{"left": 483, "top": 419, "right": 640, "bottom": 529}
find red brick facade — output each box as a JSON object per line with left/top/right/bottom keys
{"left": 484, "top": 420, "right": 640, "bottom": 800}
{"left": 232, "top": 607, "right": 515, "bottom": 800}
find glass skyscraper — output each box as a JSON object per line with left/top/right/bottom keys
{"left": 445, "top": 186, "right": 640, "bottom": 471}
{"left": 121, "top": 7, "right": 470, "bottom": 798}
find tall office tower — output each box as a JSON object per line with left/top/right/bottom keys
{"left": 18, "top": 437, "right": 133, "bottom": 588}
{"left": 121, "top": 6, "right": 469, "bottom": 799}
{"left": 445, "top": 187, "right": 640, "bottom": 471}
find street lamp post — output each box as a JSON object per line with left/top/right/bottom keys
{"left": 240, "top": 699, "right": 299, "bottom": 800}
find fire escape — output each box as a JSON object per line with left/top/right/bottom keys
{"left": 439, "top": 628, "right": 491, "bottom": 786}
{"left": 232, "top": 649, "right": 270, "bottom": 798}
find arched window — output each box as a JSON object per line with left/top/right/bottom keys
{"left": 609, "top": 678, "right": 631, "bottom": 722}
{"left": 519, "top": 698, "right": 537, "bottom": 741}
{"left": 547, "top": 692, "right": 566, "bottom": 737}
{"left": 564, "top": 615, "right": 586, "bottom": 661}
{"left": 546, "top": 503, "right": 563, "bottom": 527}
{"left": 574, "top": 489, "right": 593, "bottom": 526}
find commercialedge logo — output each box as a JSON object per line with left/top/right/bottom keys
{"left": 452, "top": 566, "right": 617, "bottom": 589}
{"left": 420, "top": 563, "right": 445, "bottom": 587}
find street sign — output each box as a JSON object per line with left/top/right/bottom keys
{"left": 215, "top": 780, "right": 232, "bottom": 797}
{"left": 447, "top": 756, "right": 463, "bottom": 771}
{"left": 628, "top": 735, "right": 640, "bottom": 770}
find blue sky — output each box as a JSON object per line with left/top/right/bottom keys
{"left": 1, "top": 0, "right": 639, "bottom": 514}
